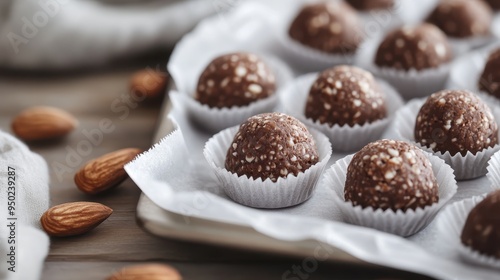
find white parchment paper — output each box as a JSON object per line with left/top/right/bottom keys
{"left": 126, "top": 103, "right": 499, "bottom": 280}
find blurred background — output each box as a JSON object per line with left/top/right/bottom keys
{"left": 1, "top": 0, "right": 495, "bottom": 279}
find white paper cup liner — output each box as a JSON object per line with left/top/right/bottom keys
{"left": 436, "top": 194, "right": 500, "bottom": 269}
{"left": 393, "top": 99, "right": 500, "bottom": 180}
{"left": 170, "top": 55, "right": 294, "bottom": 133}
{"left": 273, "top": 1, "right": 360, "bottom": 72}
{"left": 356, "top": 36, "right": 451, "bottom": 100}
{"left": 325, "top": 152, "right": 457, "bottom": 237}
{"left": 486, "top": 151, "right": 500, "bottom": 189}
{"left": 203, "top": 125, "right": 332, "bottom": 209}
{"left": 448, "top": 35, "right": 495, "bottom": 56}
{"left": 280, "top": 73, "right": 404, "bottom": 153}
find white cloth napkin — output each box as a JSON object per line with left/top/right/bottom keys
{"left": 0, "top": 0, "right": 217, "bottom": 69}
{"left": 0, "top": 131, "right": 50, "bottom": 280}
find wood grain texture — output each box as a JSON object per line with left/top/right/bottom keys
{"left": 0, "top": 69, "right": 432, "bottom": 280}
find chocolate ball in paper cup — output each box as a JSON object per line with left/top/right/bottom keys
{"left": 357, "top": 23, "right": 453, "bottom": 99}
{"left": 393, "top": 90, "right": 500, "bottom": 180}
{"left": 280, "top": 66, "right": 404, "bottom": 153}
{"left": 275, "top": 0, "right": 364, "bottom": 72}
{"left": 325, "top": 139, "right": 457, "bottom": 237}
{"left": 446, "top": 45, "right": 500, "bottom": 108}
{"left": 436, "top": 192, "right": 500, "bottom": 269}
{"left": 169, "top": 52, "right": 293, "bottom": 133}
{"left": 426, "top": 0, "right": 495, "bottom": 55}
{"left": 203, "top": 113, "right": 332, "bottom": 209}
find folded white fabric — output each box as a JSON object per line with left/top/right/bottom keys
{"left": 0, "top": 131, "right": 50, "bottom": 280}
{"left": 0, "top": 0, "right": 216, "bottom": 69}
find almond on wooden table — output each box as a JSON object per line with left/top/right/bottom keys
{"left": 40, "top": 202, "right": 112, "bottom": 237}
{"left": 11, "top": 106, "right": 77, "bottom": 141}
{"left": 107, "top": 264, "right": 182, "bottom": 280}
{"left": 75, "top": 148, "right": 142, "bottom": 195}
{"left": 130, "top": 69, "right": 169, "bottom": 100}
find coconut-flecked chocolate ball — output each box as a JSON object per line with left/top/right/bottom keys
{"left": 461, "top": 190, "right": 500, "bottom": 258}
{"left": 485, "top": 0, "right": 500, "bottom": 10}
{"left": 345, "top": 140, "right": 439, "bottom": 212}
{"left": 415, "top": 90, "right": 498, "bottom": 156}
{"left": 375, "top": 24, "right": 452, "bottom": 71}
{"left": 225, "top": 113, "right": 319, "bottom": 182}
{"left": 427, "top": 0, "right": 492, "bottom": 38}
{"left": 305, "top": 66, "right": 387, "bottom": 127}
{"left": 479, "top": 48, "right": 500, "bottom": 98}
{"left": 288, "top": 1, "right": 363, "bottom": 54}
{"left": 195, "top": 53, "right": 276, "bottom": 108}
{"left": 345, "top": 0, "right": 394, "bottom": 11}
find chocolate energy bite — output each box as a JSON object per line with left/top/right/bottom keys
{"left": 305, "top": 65, "right": 387, "bottom": 127}
{"left": 461, "top": 190, "right": 500, "bottom": 258}
{"left": 289, "top": 1, "right": 363, "bottom": 54}
{"left": 414, "top": 90, "right": 498, "bottom": 156}
{"left": 427, "top": 0, "right": 492, "bottom": 38}
{"left": 345, "top": 0, "right": 394, "bottom": 11}
{"left": 195, "top": 53, "right": 276, "bottom": 108}
{"left": 479, "top": 48, "right": 500, "bottom": 98}
{"left": 225, "top": 113, "right": 319, "bottom": 182}
{"left": 345, "top": 140, "right": 439, "bottom": 212}
{"left": 375, "top": 24, "right": 452, "bottom": 71}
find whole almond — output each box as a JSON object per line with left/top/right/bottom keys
{"left": 107, "top": 264, "right": 182, "bottom": 280}
{"left": 130, "top": 69, "right": 168, "bottom": 99}
{"left": 11, "top": 106, "right": 77, "bottom": 141}
{"left": 41, "top": 202, "right": 112, "bottom": 237}
{"left": 75, "top": 148, "right": 142, "bottom": 195}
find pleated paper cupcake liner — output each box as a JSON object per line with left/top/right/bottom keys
{"left": 280, "top": 72, "right": 404, "bottom": 153}
{"left": 169, "top": 55, "right": 294, "bottom": 133}
{"left": 393, "top": 99, "right": 500, "bottom": 180}
{"left": 448, "top": 36, "right": 496, "bottom": 56}
{"left": 203, "top": 125, "right": 332, "bottom": 209}
{"left": 324, "top": 152, "right": 457, "bottom": 237}
{"left": 356, "top": 36, "right": 451, "bottom": 100}
{"left": 435, "top": 195, "right": 500, "bottom": 269}
{"left": 486, "top": 151, "right": 500, "bottom": 189}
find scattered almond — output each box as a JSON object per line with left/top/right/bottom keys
{"left": 107, "top": 264, "right": 182, "bottom": 280}
{"left": 130, "top": 69, "right": 169, "bottom": 100}
{"left": 11, "top": 106, "right": 77, "bottom": 141}
{"left": 75, "top": 148, "right": 142, "bottom": 195}
{"left": 40, "top": 202, "right": 112, "bottom": 237}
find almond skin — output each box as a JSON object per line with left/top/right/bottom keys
{"left": 107, "top": 264, "right": 182, "bottom": 280}
{"left": 130, "top": 69, "right": 168, "bottom": 99}
{"left": 40, "top": 202, "right": 112, "bottom": 237}
{"left": 11, "top": 106, "right": 77, "bottom": 141}
{"left": 75, "top": 148, "right": 142, "bottom": 195}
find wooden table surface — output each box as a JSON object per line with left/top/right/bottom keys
{"left": 0, "top": 60, "right": 433, "bottom": 280}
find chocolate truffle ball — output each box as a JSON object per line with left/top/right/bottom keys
{"left": 288, "top": 1, "right": 363, "bottom": 54}
{"left": 305, "top": 65, "right": 387, "bottom": 127}
{"left": 479, "top": 48, "right": 500, "bottom": 98}
{"left": 195, "top": 53, "right": 276, "bottom": 108}
{"left": 461, "top": 190, "right": 500, "bottom": 258}
{"left": 345, "top": 140, "right": 439, "bottom": 212}
{"left": 427, "top": 0, "right": 492, "bottom": 38}
{"left": 225, "top": 113, "right": 319, "bottom": 182}
{"left": 375, "top": 24, "right": 453, "bottom": 71}
{"left": 414, "top": 90, "right": 498, "bottom": 156}
{"left": 485, "top": 0, "right": 500, "bottom": 10}
{"left": 345, "top": 0, "right": 394, "bottom": 11}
